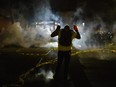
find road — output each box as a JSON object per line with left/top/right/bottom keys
{"left": 0, "top": 48, "right": 116, "bottom": 87}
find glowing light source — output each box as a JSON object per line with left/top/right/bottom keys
{"left": 82, "top": 22, "right": 85, "bottom": 27}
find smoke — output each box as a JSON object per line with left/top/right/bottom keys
{"left": 36, "top": 68, "right": 54, "bottom": 82}
{"left": 0, "top": 0, "right": 60, "bottom": 48}
{"left": 72, "top": 8, "right": 116, "bottom": 49}
{"left": 0, "top": 0, "right": 115, "bottom": 49}
{"left": 72, "top": 21, "right": 101, "bottom": 49}
{"left": 0, "top": 22, "right": 24, "bottom": 47}
{"left": 35, "top": 0, "right": 60, "bottom": 22}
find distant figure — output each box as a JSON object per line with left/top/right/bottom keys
{"left": 51, "top": 25, "right": 81, "bottom": 81}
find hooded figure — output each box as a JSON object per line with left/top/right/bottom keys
{"left": 51, "top": 25, "right": 81, "bottom": 80}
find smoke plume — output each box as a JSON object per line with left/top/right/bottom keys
{"left": 0, "top": 0, "right": 115, "bottom": 49}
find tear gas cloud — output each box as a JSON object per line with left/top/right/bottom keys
{"left": 0, "top": 0, "right": 115, "bottom": 49}
{"left": 36, "top": 68, "right": 54, "bottom": 82}
{"left": 0, "top": 0, "right": 59, "bottom": 48}
{"left": 36, "top": 0, "right": 60, "bottom": 22}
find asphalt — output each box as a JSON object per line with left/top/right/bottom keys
{"left": 0, "top": 50, "right": 116, "bottom": 87}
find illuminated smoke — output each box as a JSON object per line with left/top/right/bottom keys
{"left": 0, "top": 22, "right": 53, "bottom": 48}
{"left": 0, "top": 0, "right": 60, "bottom": 48}
{"left": 72, "top": 7, "right": 114, "bottom": 49}
{"left": 36, "top": 69, "right": 54, "bottom": 82}
{"left": 72, "top": 8, "right": 116, "bottom": 50}
{"left": 72, "top": 23, "right": 93, "bottom": 49}
{"left": 0, "top": 22, "right": 25, "bottom": 47}
{"left": 0, "top": 0, "right": 115, "bottom": 49}
{"left": 35, "top": 0, "right": 60, "bottom": 22}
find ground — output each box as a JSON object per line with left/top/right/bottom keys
{"left": 0, "top": 44, "right": 116, "bottom": 87}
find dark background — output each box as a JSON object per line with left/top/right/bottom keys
{"left": 0, "top": 0, "right": 116, "bottom": 25}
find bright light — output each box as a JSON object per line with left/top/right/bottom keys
{"left": 82, "top": 22, "right": 85, "bottom": 27}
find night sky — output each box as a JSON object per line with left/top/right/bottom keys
{"left": 0, "top": 0, "right": 115, "bottom": 11}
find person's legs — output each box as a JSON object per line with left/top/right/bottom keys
{"left": 64, "top": 51, "right": 71, "bottom": 80}
{"left": 54, "top": 51, "right": 64, "bottom": 79}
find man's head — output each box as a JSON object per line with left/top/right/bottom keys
{"left": 64, "top": 25, "right": 70, "bottom": 30}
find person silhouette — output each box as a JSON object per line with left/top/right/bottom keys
{"left": 51, "top": 25, "right": 81, "bottom": 81}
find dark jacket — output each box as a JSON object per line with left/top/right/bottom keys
{"left": 51, "top": 26, "right": 81, "bottom": 51}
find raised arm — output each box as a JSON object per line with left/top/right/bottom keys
{"left": 73, "top": 25, "right": 81, "bottom": 39}
{"left": 51, "top": 25, "right": 60, "bottom": 37}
